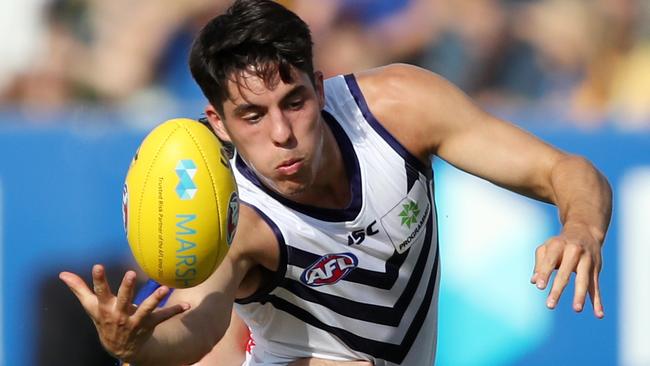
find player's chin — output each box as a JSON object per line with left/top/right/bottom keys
{"left": 274, "top": 179, "right": 308, "bottom": 197}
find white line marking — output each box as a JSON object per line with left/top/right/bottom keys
{"left": 0, "top": 179, "right": 4, "bottom": 366}
{"left": 620, "top": 167, "right": 650, "bottom": 366}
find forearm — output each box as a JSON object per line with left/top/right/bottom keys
{"left": 129, "top": 252, "right": 249, "bottom": 365}
{"left": 190, "top": 310, "right": 249, "bottom": 366}
{"left": 549, "top": 155, "right": 612, "bottom": 241}
{"left": 129, "top": 301, "right": 232, "bottom": 366}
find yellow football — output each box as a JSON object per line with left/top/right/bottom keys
{"left": 122, "top": 118, "right": 238, "bottom": 288}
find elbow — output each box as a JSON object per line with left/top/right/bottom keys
{"left": 570, "top": 155, "right": 611, "bottom": 195}
{"left": 546, "top": 154, "right": 610, "bottom": 200}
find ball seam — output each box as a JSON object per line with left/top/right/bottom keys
{"left": 178, "top": 121, "right": 224, "bottom": 280}
{"left": 137, "top": 124, "right": 182, "bottom": 278}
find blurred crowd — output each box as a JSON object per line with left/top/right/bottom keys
{"left": 1, "top": 0, "right": 649, "bottom": 129}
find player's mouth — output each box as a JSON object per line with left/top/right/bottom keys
{"left": 276, "top": 158, "right": 303, "bottom": 176}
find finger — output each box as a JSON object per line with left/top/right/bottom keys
{"left": 91, "top": 264, "right": 114, "bottom": 303}
{"left": 589, "top": 270, "right": 605, "bottom": 319}
{"left": 531, "top": 245, "right": 545, "bottom": 284}
{"left": 115, "top": 271, "right": 137, "bottom": 313}
{"left": 145, "top": 303, "right": 191, "bottom": 328}
{"left": 535, "top": 238, "right": 563, "bottom": 290}
{"left": 59, "top": 271, "right": 98, "bottom": 316}
{"left": 546, "top": 245, "right": 581, "bottom": 309}
{"left": 60, "top": 271, "right": 94, "bottom": 299}
{"left": 572, "top": 256, "right": 591, "bottom": 312}
{"left": 132, "top": 286, "right": 171, "bottom": 324}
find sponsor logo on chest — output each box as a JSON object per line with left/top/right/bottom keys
{"left": 380, "top": 180, "right": 431, "bottom": 254}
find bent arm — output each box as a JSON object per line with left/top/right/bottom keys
{"left": 359, "top": 64, "right": 611, "bottom": 235}
{"left": 430, "top": 73, "right": 612, "bottom": 239}
{"left": 60, "top": 207, "right": 270, "bottom": 365}
{"left": 357, "top": 64, "right": 612, "bottom": 316}
{"left": 131, "top": 204, "right": 277, "bottom": 365}
{"left": 128, "top": 252, "right": 253, "bottom": 366}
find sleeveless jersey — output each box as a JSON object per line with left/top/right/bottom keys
{"left": 233, "top": 74, "right": 440, "bottom": 366}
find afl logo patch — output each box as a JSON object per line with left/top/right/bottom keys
{"left": 122, "top": 183, "right": 128, "bottom": 234}
{"left": 300, "top": 253, "right": 358, "bottom": 287}
{"left": 226, "top": 192, "right": 239, "bottom": 246}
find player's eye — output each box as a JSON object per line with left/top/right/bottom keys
{"left": 287, "top": 98, "right": 305, "bottom": 110}
{"left": 242, "top": 113, "right": 263, "bottom": 124}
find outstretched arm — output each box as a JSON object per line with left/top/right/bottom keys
{"left": 59, "top": 205, "right": 267, "bottom": 365}
{"left": 356, "top": 64, "right": 612, "bottom": 318}
{"left": 59, "top": 265, "right": 190, "bottom": 362}
{"left": 59, "top": 250, "right": 251, "bottom": 365}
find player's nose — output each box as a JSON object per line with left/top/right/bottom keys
{"left": 269, "top": 110, "right": 294, "bottom": 146}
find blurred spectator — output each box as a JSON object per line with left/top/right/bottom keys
{"left": 1, "top": 0, "right": 230, "bottom": 110}
{"left": 0, "top": 0, "right": 72, "bottom": 108}
{"left": 564, "top": 0, "right": 633, "bottom": 125}
{"left": 418, "top": 0, "right": 649, "bottom": 128}
{"left": 290, "top": 0, "right": 442, "bottom": 77}
{"left": 509, "top": 0, "right": 605, "bottom": 121}
{"left": 0, "top": 0, "right": 648, "bottom": 128}
{"left": 417, "top": 0, "right": 510, "bottom": 96}
{"left": 603, "top": 0, "right": 650, "bottom": 129}
{"left": 0, "top": 0, "right": 50, "bottom": 94}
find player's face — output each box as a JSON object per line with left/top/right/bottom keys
{"left": 206, "top": 67, "right": 327, "bottom": 198}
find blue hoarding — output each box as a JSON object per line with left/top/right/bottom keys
{"left": 0, "top": 116, "right": 647, "bottom": 365}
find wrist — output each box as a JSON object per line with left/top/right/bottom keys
{"left": 562, "top": 221, "right": 606, "bottom": 244}
{"left": 118, "top": 340, "right": 155, "bottom": 366}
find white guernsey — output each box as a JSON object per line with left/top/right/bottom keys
{"left": 233, "top": 75, "right": 440, "bottom": 365}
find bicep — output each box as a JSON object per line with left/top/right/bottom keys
{"left": 166, "top": 204, "right": 275, "bottom": 306}
{"left": 165, "top": 203, "right": 279, "bottom": 311}
{"left": 361, "top": 64, "right": 566, "bottom": 201}
{"left": 407, "top": 67, "right": 565, "bottom": 201}
{"left": 159, "top": 252, "right": 248, "bottom": 344}
{"left": 165, "top": 247, "right": 249, "bottom": 308}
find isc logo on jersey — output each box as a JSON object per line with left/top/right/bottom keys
{"left": 300, "top": 253, "right": 358, "bottom": 287}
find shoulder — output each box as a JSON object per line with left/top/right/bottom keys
{"left": 228, "top": 203, "right": 279, "bottom": 272}
{"left": 354, "top": 63, "right": 450, "bottom": 108}
{"left": 353, "top": 63, "right": 485, "bottom": 158}
{"left": 224, "top": 203, "right": 281, "bottom": 298}
{"left": 166, "top": 203, "right": 280, "bottom": 303}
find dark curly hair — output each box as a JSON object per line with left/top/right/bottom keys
{"left": 189, "top": 0, "right": 315, "bottom": 115}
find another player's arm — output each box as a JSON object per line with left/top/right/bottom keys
{"left": 357, "top": 64, "right": 612, "bottom": 318}
{"left": 59, "top": 205, "right": 275, "bottom": 365}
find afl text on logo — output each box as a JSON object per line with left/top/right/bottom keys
{"left": 300, "top": 253, "right": 359, "bottom": 287}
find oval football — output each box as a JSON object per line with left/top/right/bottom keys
{"left": 123, "top": 118, "right": 238, "bottom": 288}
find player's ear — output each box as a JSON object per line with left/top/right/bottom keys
{"left": 205, "top": 104, "right": 232, "bottom": 143}
{"left": 314, "top": 71, "right": 325, "bottom": 109}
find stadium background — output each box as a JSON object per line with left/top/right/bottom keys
{"left": 1, "top": 0, "right": 648, "bottom": 365}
